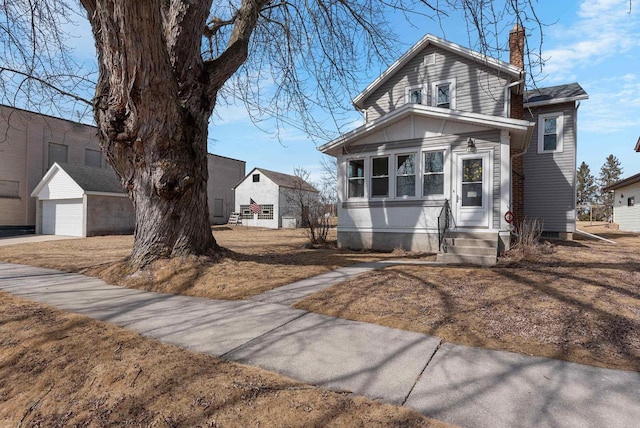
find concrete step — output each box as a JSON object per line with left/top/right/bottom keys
{"left": 436, "top": 252, "right": 497, "bottom": 266}
{"left": 441, "top": 245, "right": 497, "bottom": 257}
{"left": 444, "top": 231, "right": 499, "bottom": 240}
{"left": 444, "top": 238, "right": 497, "bottom": 249}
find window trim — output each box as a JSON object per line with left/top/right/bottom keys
{"left": 405, "top": 85, "right": 426, "bottom": 105}
{"left": 370, "top": 156, "right": 389, "bottom": 198}
{"left": 422, "top": 149, "right": 447, "bottom": 199}
{"left": 537, "top": 112, "right": 564, "bottom": 153}
{"left": 431, "top": 78, "right": 456, "bottom": 110}
{"left": 395, "top": 152, "right": 417, "bottom": 198}
{"left": 347, "top": 158, "right": 366, "bottom": 199}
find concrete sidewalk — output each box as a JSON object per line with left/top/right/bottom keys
{"left": 1, "top": 261, "right": 639, "bottom": 428}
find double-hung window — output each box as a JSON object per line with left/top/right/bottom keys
{"left": 396, "top": 154, "right": 416, "bottom": 197}
{"left": 423, "top": 151, "right": 444, "bottom": 197}
{"left": 538, "top": 113, "right": 563, "bottom": 153}
{"left": 405, "top": 85, "right": 424, "bottom": 105}
{"left": 348, "top": 159, "right": 365, "bottom": 198}
{"left": 431, "top": 79, "right": 456, "bottom": 109}
{"left": 371, "top": 157, "right": 389, "bottom": 197}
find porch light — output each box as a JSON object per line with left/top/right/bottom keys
{"left": 467, "top": 138, "right": 476, "bottom": 153}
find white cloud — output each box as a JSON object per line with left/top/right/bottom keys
{"left": 542, "top": 0, "right": 639, "bottom": 82}
{"left": 580, "top": 74, "right": 640, "bottom": 133}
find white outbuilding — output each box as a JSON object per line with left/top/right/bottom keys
{"left": 31, "top": 163, "right": 134, "bottom": 237}
{"left": 603, "top": 172, "right": 640, "bottom": 233}
{"left": 234, "top": 168, "right": 318, "bottom": 229}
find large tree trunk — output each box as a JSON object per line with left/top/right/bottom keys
{"left": 83, "top": 0, "right": 219, "bottom": 268}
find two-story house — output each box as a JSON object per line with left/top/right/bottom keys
{"left": 319, "top": 26, "right": 587, "bottom": 265}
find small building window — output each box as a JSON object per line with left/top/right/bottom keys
{"left": 538, "top": 113, "right": 563, "bottom": 153}
{"left": 213, "top": 198, "right": 224, "bottom": 217}
{"left": 431, "top": 79, "right": 456, "bottom": 110}
{"left": 48, "top": 142, "right": 68, "bottom": 167}
{"left": 629, "top": 196, "right": 635, "bottom": 207}
{"left": 371, "top": 157, "right": 389, "bottom": 197}
{"left": 85, "top": 148, "right": 102, "bottom": 168}
{"left": 258, "top": 204, "right": 274, "bottom": 220}
{"left": 239, "top": 205, "right": 253, "bottom": 219}
{"left": 423, "top": 151, "right": 444, "bottom": 197}
{"left": 396, "top": 154, "right": 416, "bottom": 197}
{"left": 405, "top": 85, "right": 425, "bottom": 105}
{"left": 0, "top": 179, "right": 19, "bottom": 198}
{"left": 252, "top": 174, "right": 260, "bottom": 182}
{"left": 348, "top": 159, "right": 365, "bottom": 198}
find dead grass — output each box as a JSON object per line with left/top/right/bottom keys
{"left": 295, "top": 225, "right": 640, "bottom": 372}
{"left": 0, "top": 227, "right": 433, "bottom": 300}
{"left": 0, "top": 292, "right": 450, "bottom": 427}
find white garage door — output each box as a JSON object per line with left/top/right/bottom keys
{"left": 42, "top": 199, "right": 84, "bottom": 237}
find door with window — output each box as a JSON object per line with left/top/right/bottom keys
{"left": 453, "top": 152, "right": 491, "bottom": 227}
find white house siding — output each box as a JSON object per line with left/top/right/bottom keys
{"left": 337, "top": 130, "right": 502, "bottom": 252}
{"left": 613, "top": 183, "right": 640, "bottom": 232}
{"left": 0, "top": 106, "right": 100, "bottom": 227}
{"left": 363, "top": 45, "right": 510, "bottom": 122}
{"left": 234, "top": 171, "right": 281, "bottom": 229}
{"left": 523, "top": 102, "right": 577, "bottom": 234}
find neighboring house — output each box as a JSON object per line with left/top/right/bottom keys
{"left": 234, "top": 168, "right": 318, "bottom": 229}
{"left": 31, "top": 163, "right": 135, "bottom": 237}
{"left": 318, "top": 28, "right": 587, "bottom": 264}
{"left": 602, "top": 173, "right": 640, "bottom": 232}
{"left": 0, "top": 105, "right": 245, "bottom": 234}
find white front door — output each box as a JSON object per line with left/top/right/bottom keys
{"left": 453, "top": 152, "right": 491, "bottom": 227}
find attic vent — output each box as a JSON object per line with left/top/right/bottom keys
{"left": 424, "top": 53, "right": 436, "bottom": 66}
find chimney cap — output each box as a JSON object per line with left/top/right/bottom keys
{"left": 510, "top": 23, "right": 525, "bottom": 33}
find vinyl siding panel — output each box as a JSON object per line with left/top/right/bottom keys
{"left": 363, "top": 45, "right": 510, "bottom": 122}
{"left": 523, "top": 103, "right": 577, "bottom": 232}
{"left": 613, "top": 184, "right": 640, "bottom": 232}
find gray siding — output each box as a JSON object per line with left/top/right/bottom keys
{"left": 363, "top": 45, "right": 511, "bottom": 121}
{"left": 86, "top": 195, "right": 135, "bottom": 236}
{"left": 523, "top": 103, "right": 577, "bottom": 232}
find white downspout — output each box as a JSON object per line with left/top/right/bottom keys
{"left": 503, "top": 79, "right": 524, "bottom": 118}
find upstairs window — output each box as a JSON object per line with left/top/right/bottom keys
{"left": 371, "top": 157, "right": 389, "bottom": 197}
{"left": 348, "top": 159, "right": 365, "bottom": 198}
{"left": 85, "top": 148, "right": 102, "bottom": 168}
{"left": 538, "top": 113, "right": 564, "bottom": 153}
{"left": 48, "top": 142, "right": 68, "bottom": 167}
{"left": 423, "top": 151, "right": 444, "bottom": 197}
{"left": 405, "top": 85, "right": 425, "bottom": 105}
{"left": 396, "top": 154, "right": 416, "bottom": 197}
{"left": 252, "top": 173, "right": 260, "bottom": 182}
{"left": 432, "top": 79, "right": 456, "bottom": 110}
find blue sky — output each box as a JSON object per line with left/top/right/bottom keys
{"left": 67, "top": 0, "right": 639, "bottom": 183}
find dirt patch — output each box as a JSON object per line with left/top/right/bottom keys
{"left": 295, "top": 229, "right": 640, "bottom": 371}
{"left": 0, "top": 292, "right": 450, "bottom": 427}
{"left": 0, "top": 227, "right": 434, "bottom": 300}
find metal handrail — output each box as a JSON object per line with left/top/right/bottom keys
{"left": 437, "top": 199, "right": 455, "bottom": 251}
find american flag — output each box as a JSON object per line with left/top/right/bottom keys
{"left": 249, "top": 198, "right": 262, "bottom": 214}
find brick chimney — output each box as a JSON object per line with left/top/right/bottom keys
{"left": 509, "top": 24, "right": 526, "bottom": 227}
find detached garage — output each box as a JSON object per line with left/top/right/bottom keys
{"left": 31, "top": 163, "right": 135, "bottom": 237}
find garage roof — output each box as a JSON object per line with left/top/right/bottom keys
{"left": 31, "top": 163, "right": 126, "bottom": 197}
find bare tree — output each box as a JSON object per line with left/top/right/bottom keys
{"left": 286, "top": 168, "right": 332, "bottom": 246}
{"left": 1, "top": 0, "right": 550, "bottom": 269}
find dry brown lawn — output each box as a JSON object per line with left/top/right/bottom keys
{"left": 294, "top": 223, "right": 640, "bottom": 372}
{"left": 0, "top": 226, "right": 432, "bottom": 300}
{"left": 0, "top": 292, "right": 450, "bottom": 427}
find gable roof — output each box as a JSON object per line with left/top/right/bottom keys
{"left": 239, "top": 168, "right": 318, "bottom": 193}
{"left": 318, "top": 103, "right": 535, "bottom": 156}
{"left": 635, "top": 137, "right": 640, "bottom": 152}
{"left": 602, "top": 172, "right": 640, "bottom": 192}
{"left": 31, "top": 162, "right": 125, "bottom": 197}
{"left": 524, "top": 83, "right": 588, "bottom": 107}
{"left": 352, "top": 34, "right": 522, "bottom": 110}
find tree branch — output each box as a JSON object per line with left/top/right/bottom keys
{"left": 0, "top": 66, "right": 93, "bottom": 105}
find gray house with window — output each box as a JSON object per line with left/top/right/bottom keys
{"left": 319, "top": 30, "right": 587, "bottom": 264}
